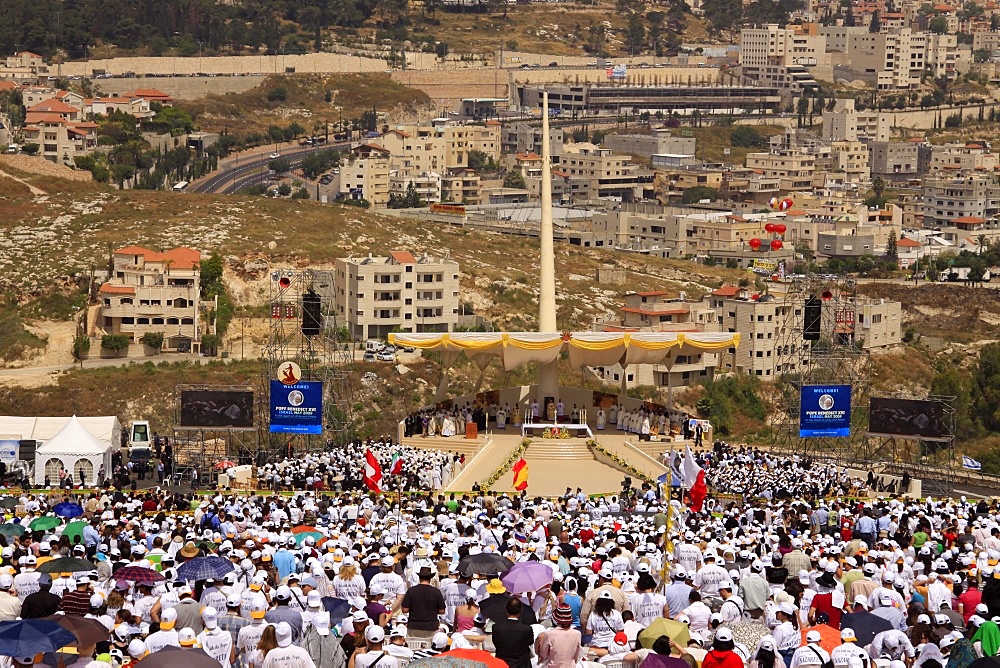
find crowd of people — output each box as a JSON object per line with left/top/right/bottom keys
{"left": 0, "top": 445, "right": 995, "bottom": 668}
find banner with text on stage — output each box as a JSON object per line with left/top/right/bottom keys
{"left": 269, "top": 380, "right": 324, "bottom": 434}
{"left": 799, "top": 384, "right": 851, "bottom": 438}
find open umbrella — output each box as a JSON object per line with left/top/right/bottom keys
{"left": 0, "top": 523, "right": 25, "bottom": 537}
{"left": 53, "top": 502, "right": 83, "bottom": 519}
{"left": 37, "top": 557, "right": 96, "bottom": 574}
{"left": 214, "top": 460, "right": 236, "bottom": 471}
{"left": 112, "top": 566, "right": 165, "bottom": 585}
{"left": 41, "top": 615, "right": 108, "bottom": 647}
{"left": 295, "top": 531, "right": 323, "bottom": 546}
{"left": 320, "top": 597, "right": 351, "bottom": 625}
{"left": 177, "top": 556, "right": 235, "bottom": 581}
{"left": 135, "top": 645, "right": 221, "bottom": 668}
{"left": 61, "top": 521, "right": 87, "bottom": 542}
{"left": 410, "top": 649, "right": 508, "bottom": 668}
{"left": 291, "top": 525, "right": 317, "bottom": 534}
{"left": 0, "top": 619, "right": 77, "bottom": 656}
{"left": 800, "top": 624, "right": 840, "bottom": 654}
{"left": 457, "top": 553, "right": 514, "bottom": 577}
{"left": 0, "top": 498, "right": 19, "bottom": 510}
{"left": 29, "top": 516, "right": 61, "bottom": 531}
{"left": 638, "top": 618, "right": 691, "bottom": 649}
{"left": 501, "top": 561, "right": 553, "bottom": 594}
{"left": 839, "top": 610, "right": 892, "bottom": 647}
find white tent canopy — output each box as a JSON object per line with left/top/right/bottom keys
{"left": 1, "top": 416, "right": 123, "bottom": 486}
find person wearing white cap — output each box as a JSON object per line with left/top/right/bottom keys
{"left": 789, "top": 629, "right": 831, "bottom": 668}
{"left": 867, "top": 629, "right": 915, "bottom": 662}
{"left": 198, "top": 606, "right": 236, "bottom": 668}
{"left": 13, "top": 558, "right": 41, "bottom": 601}
{"left": 831, "top": 629, "right": 869, "bottom": 668}
{"left": 369, "top": 557, "right": 406, "bottom": 611}
{"left": 237, "top": 595, "right": 270, "bottom": 668}
{"left": 261, "top": 622, "right": 315, "bottom": 668}
{"left": 772, "top": 602, "right": 800, "bottom": 667}
{"left": 265, "top": 585, "right": 304, "bottom": 643}
{"left": 353, "top": 625, "right": 397, "bottom": 668}
{"left": 145, "top": 607, "right": 181, "bottom": 654}
{"left": 0, "top": 572, "right": 21, "bottom": 621}
{"left": 302, "top": 611, "right": 346, "bottom": 668}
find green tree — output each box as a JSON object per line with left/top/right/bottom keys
{"left": 730, "top": 125, "right": 766, "bottom": 148}
{"left": 199, "top": 253, "right": 225, "bottom": 297}
{"left": 268, "top": 157, "right": 292, "bottom": 173}
{"left": 140, "top": 331, "right": 164, "bottom": 352}
{"left": 625, "top": 13, "right": 645, "bottom": 54}
{"left": 932, "top": 366, "right": 977, "bottom": 440}
{"left": 929, "top": 16, "right": 948, "bottom": 33}
{"left": 869, "top": 10, "right": 880, "bottom": 32}
{"left": 503, "top": 170, "right": 527, "bottom": 189}
{"left": 682, "top": 186, "right": 719, "bottom": 203}
{"left": 885, "top": 230, "right": 898, "bottom": 261}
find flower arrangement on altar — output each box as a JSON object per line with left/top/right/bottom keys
{"left": 541, "top": 427, "right": 572, "bottom": 439}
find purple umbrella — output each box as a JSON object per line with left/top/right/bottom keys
{"left": 501, "top": 561, "right": 554, "bottom": 594}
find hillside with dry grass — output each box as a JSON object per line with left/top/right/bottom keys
{"left": 181, "top": 74, "right": 432, "bottom": 136}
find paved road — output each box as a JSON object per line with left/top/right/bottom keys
{"left": 0, "top": 353, "right": 218, "bottom": 378}
{"left": 190, "top": 143, "right": 350, "bottom": 195}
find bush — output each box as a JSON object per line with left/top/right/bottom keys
{"left": 140, "top": 331, "right": 164, "bottom": 352}
{"left": 291, "top": 188, "right": 310, "bottom": 199}
{"left": 730, "top": 126, "right": 766, "bottom": 148}
{"left": 682, "top": 186, "right": 719, "bottom": 203}
{"left": 266, "top": 87, "right": 288, "bottom": 102}
{"left": 71, "top": 335, "right": 91, "bottom": 360}
{"left": 21, "top": 143, "right": 39, "bottom": 156}
{"left": 101, "top": 333, "right": 130, "bottom": 356}
{"left": 201, "top": 334, "right": 221, "bottom": 356}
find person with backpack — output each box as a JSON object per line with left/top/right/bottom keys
{"left": 790, "top": 630, "right": 832, "bottom": 668}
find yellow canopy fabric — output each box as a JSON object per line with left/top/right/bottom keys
{"left": 387, "top": 331, "right": 740, "bottom": 372}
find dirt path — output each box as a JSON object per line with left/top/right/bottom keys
{"left": 0, "top": 169, "right": 45, "bottom": 195}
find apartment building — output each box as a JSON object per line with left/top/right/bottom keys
{"left": 441, "top": 170, "right": 482, "bottom": 205}
{"left": 21, "top": 113, "right": 98, "bottom": 165}
{"left": 744, "top": 150, "right": 817, "bottom": 190}
{"left": 559, "top": 143, "right": 654, "bottom": 202}
{"left": 0, "top": 51, "right": 49, "bottom": 82}
{"left": 334, "top": 251, "right": 460, "bottom": 341}
{"left": 924, "top": 32, "right": 971, "bottom": 80}
{"left": 501, "top": 122, "right": 564, "bottom": 164}
{"left": 603, "top": 132, "right": 696, "bottom": 160}
{"left": 922, "top": 175, "right": 1000, "bottom": 228}
{"left": 845, "top": 29, "right": 926, "bottom": 89}
{"left": 923, "top": 142, "right": 1000, "bottom": 175}
{"left": 822, "top": 98, "right": 892, "bottom": 143}
{"left": 870, "top": 140, "right": 922, "bottom": 181}
{"left": 98, "top": 246, "right": 203, "bottom": 352}
{"left": 340, "top": 144, "right": 390, "bottom": 207}
{"left": 739, "top": 24, "right": 830, "bottom": 90}
{"left": 378, "top": 121, "right": 501, "bottom": 177}
{"left": 830, "top": 140, "right": 872, "bottom": 185}
{"left": 589, "top": 292, "right": 720, "bottom": 389}
{"left": 816, "top": 213, "right": 900, "bottom": 257}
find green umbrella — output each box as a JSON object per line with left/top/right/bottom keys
{"left": 637, "top": 618, "right": 690, "bottom": 649}
{"left": 37, "top": 557, "right": 95, "bottom": 574}
{"left": 29, "top": 516, "right": 61, "bottom": 531}
{"left": 295, "top": 531, "right": 323, "bottom": 546}
{"left": 62, "top": 521, "right": 87, "bottom": 542}
{"left": 0, "top": 498, "right": 19, "bottom": 510}
{"left": 0, "top": 524, "right": 25, "bottom": 537}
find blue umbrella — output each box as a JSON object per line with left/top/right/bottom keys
{"left": 321, "top": 597, "right": 351, "bottom": 625}
{"left": 52, "top": 503, "right": 83, "bottom": 519}
{"left": 0, "top": 619, "right": 76, "bottom": 656}
{"left": 176, "top": 556, "right": 235, "bottom": 581}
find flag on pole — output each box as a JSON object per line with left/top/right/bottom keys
{"left": 512, "top": 458, "right": 529, "bottom": 491}
{"left": 667, "top": 448, "right": 685, "bottom": 486}
{"left": 390, "top": 451, "right": 404, "bottom": 475}
{"left": 963, "top": 455, "right": 982, "bottom": 471}
{"left": 363, "top": 449, "right": 383, "bottom": 492}
{"left": 682, "top": 444, "right": 707, "bottom": 512}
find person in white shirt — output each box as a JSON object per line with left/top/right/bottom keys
{"left": 261, "top": 622, "right": 315, "bottom": 668}
{"left": 629, "top": 575, "right": 668, "bottom": 628}
{"left": 237, "top": 596, "right": 271, "bottom": 668}
{"left": 772, "top": 602, "right": 801, "bottom": 667}
{"left": 831, "top": 629, "right": 871, "bottom": 668}
{"left": 145, "top": 607, "right": 181, "bottom": 654}
{"left": 790, "top": 630, "right": 831, "bottom": 668}
{"left": 354, "top": 625, "right": 399, "bottom": 668}
{"left": 385, "top": 627, "right": 415, "bottom": 660}
{"left": 681, "top": 591, "right": 713, "bottom": 634}
{"left": 198, "top": 606, "right": 235, "bottom": 668}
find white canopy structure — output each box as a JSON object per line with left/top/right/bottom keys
{"left": 30, "top": 416, "right": 119, "bottom": 486}
{"left": 388, "top": 331, "right": 741, "bottom": 399}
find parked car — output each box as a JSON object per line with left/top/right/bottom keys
{"left": 363, "top": 352, "right": 376, "bottom": 362}
{"left": 376, "top": 350, "right": 396, "bottom": 362}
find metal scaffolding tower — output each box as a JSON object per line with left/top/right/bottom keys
{"left": 259, "top": 269, "right": 356, "bottom": 457}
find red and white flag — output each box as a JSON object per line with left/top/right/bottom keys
{"left": 363, "top": 449, "right": 383, "bottom": 492}
{"left": 682, "top": 444, "right": 707, "bottom": 512}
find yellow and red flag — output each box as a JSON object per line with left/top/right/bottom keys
{"left": 512, "top": 458, "right": 528, "bottom": 491}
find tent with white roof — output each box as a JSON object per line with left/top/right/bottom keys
{"left": 32, "top": 416, "right": 118, "bottom": 486}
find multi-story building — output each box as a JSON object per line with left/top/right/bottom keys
{"left": 844, "top": 28, "right": 926, "bottom": 89}
{"left": 0, "top": 51, "right": 49, "bottom": 82}
{"left": 501, "top": 122, "right": 564, "bottom": 164}
{"left": 334, "top": 251, "right": 460, "bottom": 340}
{"left": 390, "top": 170, "right": 442, "bottom": 204}
{"left": 603, "top": 131, "right": 696, "bottom": 159}
{"left": 559, "top": 143, "right": 654, "bottom": 202}
{"left": 744, "top": 149, "right": 817, "bottom": 190}
{"left": 924, "top": 32, "right": 971, "bottom": 80}
{"left": 829, "top": 140, "right": 871, "bottom": 185}
{"left": 922, "top": 175, "right": 1000, "bottom": 228}
{"left": 816, "top": 213, "right": 900, "bottom": 257}
{"left": 589, "top": 292, "right": 720, "bottom": 389}
{"left": 377, "top": 121, "right": 501, "bottom": 177}
{"left": 441, "top": 170, "right": 482, "bottom": 204}
{"left": 98, "top": 246, "right": 203, "bottom": 352}
{"left": 21, "top": 115, "right": 98, "bottom": 165}
{"left": 339, "top": 144, "right": 390, "bottom": 207}
{"left": 870, "top": 140, "right": 922, "bottom": 181}
{"left": 923, "top": 141, "right": 1000, "bottom": 175}
{"left": 739, "top": 24, "right": 830, "bottom": 90}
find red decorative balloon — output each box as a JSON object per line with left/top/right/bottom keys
{"left": 764, "top": 223, "right": 776, "bottom": 233}
{"left": 770, "top": 239, "right": 783, "bottom": 251}
{"left": 748, "top": 238, "right": 762, "bottom": 249}
{"left": 775, "top": 223, "right": 787, "bottom": 234}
